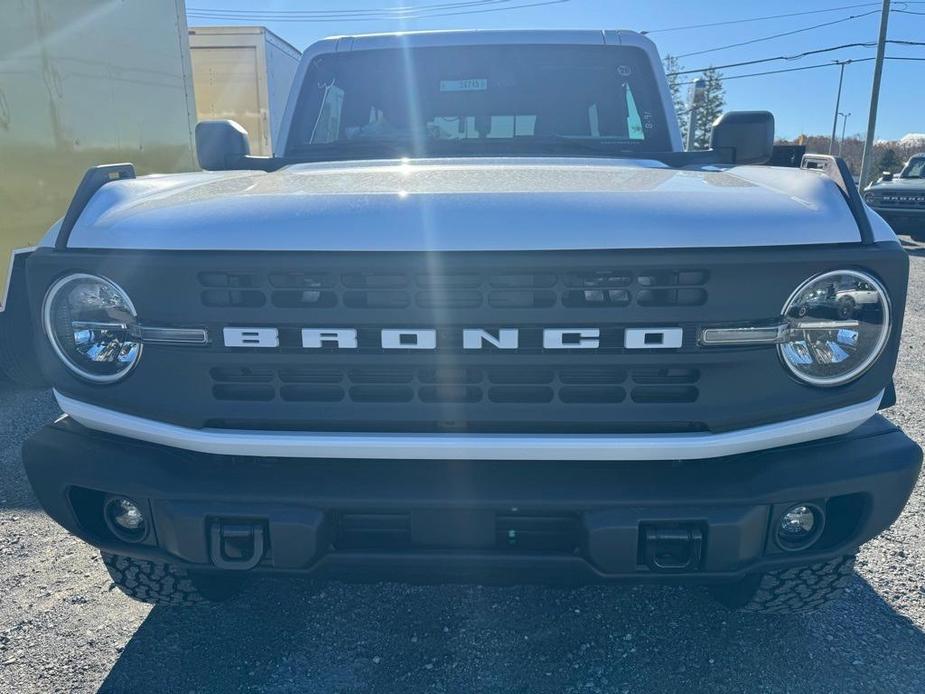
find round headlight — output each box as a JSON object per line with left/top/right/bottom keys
{"left": 779, "top": 270, "right": 890, "bottom": 387}
{"left": 42, "top": 274, "right": 142, "bottom": 383}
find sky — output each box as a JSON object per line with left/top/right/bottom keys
{"left": 185, "top": 0, "right": 925, "bottom": 142}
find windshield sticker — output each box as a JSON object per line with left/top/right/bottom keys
{"left": 617, "top": 65, "right": 632, "bottom": 77}
{"left": 440, "top": 78, "right": 488, "bottom": 92}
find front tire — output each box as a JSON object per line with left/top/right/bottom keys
{"left": 709, "top": 555, "right": 856, "bottom": 614}
{"left": 102, "top": 552, "right": 241, "bottom": 605}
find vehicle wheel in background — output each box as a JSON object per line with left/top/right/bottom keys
{"left": 709, "top": 555, "right": 856, "bottom": 614}
{"left": 836, "top": 296, "right": 855, "bottom": 320}
{"left": 0, "top": 260, "right": 47, "bottom": 388}
{"left": 102, "top": 552, "right": 242, "bottom": 605}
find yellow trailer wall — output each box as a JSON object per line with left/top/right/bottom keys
{"left": 0, "top": 0, "right": 198, "bottom": 307}
{"left": 189, "top": 26, "right": 300, "bottom": 157}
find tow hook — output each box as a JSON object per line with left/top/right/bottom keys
{"left": 642, "top": 525, "right": 704, "bottom": 572}
{"left": 208, "top": 519, "right": 266, "bottom": 570}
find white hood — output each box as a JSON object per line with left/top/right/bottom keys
{"left": 58, "top": 157, "right": 874, "bottom": 251}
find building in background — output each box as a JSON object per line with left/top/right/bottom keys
{"left": 0, "top": 5, "right": 303, "bottom": 384}
{"left": 188, "top": 26, "right": 301, "bottom": 156}
{"left": 0, "top": 0, "right": 200, "bottom": 384}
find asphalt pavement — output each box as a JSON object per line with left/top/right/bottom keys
{"left": 1, "top": 238, "right": 924, "bottom": 694}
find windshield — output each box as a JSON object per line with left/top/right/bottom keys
{"left": 285, "top": 44, "right": 671, "bottom": 160}
{"left": 901, "top": 157, "right": 925, "bottom": 179}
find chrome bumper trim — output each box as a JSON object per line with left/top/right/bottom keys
{"left": 54, "top": 390, "right": 884, "bottom": 461}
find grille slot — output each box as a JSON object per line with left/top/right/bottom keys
{"left": 559, "top": 386, "right": 626, "bottom": 403}
{"left": 280, "top": 385, "right": 344, "bottom": 402}
{"left": 278, "top": 367, "right": 342, "bottom": 383}
{"left": 631, "top": 386, "right": 699, "bottom": 404}
{"left": 271, "top": 290, "right": 337, "bottom": 308}
{"left": 213, "top": 384, "right": 275, "bottom": 401}
{"left": 631, "top": 368, "right": 699, "bottom": 384}
{"left": 201, "top": 289, "right": 265, "bottom": 307}
{"left": 210, "top": 366, "right": 273, "bottom": 383}
{"left": 419, "top": 385, "right": 482, "bottom": 403}
{"left": 560, "top": 367, "right": 626, "bottom": 384}
{"left": 488, "top": 386, "right": 555, "bottom": 403}
{"left": 350, "top": 385, "right": 414, "bottom": 403}
{"left": 417, "top": 290, "right": 482, "bottom": 308}
{"left": 349, "top": 367, "right": 414, "bottom": 384}
{"left": 343, "top": 290, "right": 410, "bottom": 308}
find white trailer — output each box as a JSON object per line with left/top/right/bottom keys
{"left": 188, "top": 26, "right": 301, "bottom": 156}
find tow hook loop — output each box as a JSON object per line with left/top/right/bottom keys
{"left": 209, "top": 520, "right": 265, "bottom": 570}
{"left": 643, "top": 526, "right": 704, "bottom": 572}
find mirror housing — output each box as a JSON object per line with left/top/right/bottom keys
{"left": 196, "top": 120, "right": 250, "bottom": 171}
{"left": 710, "top": 111, "right": 775, "bottom": 165}
{"left": 881, "top": 171, "right": 894, "bottom": 182}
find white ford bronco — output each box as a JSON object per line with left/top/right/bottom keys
{"left": 23, "top": 30, "right": 922, "bottom": 613}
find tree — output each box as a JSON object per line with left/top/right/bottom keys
{"left": 876, "top": 148, "right": 901, "bottom": 175}
{"left": 662, "top": 54, "right": 687, "bottom": 137}
{"left": 692, "top": 67, "right": 725, "bottom": 150}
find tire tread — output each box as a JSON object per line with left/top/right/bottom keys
{"left": 713, "top": 556, "right": 856, "bottom": 614}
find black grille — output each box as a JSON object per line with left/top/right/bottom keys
{"left": 31, "top": 246, "right": 905, "bottom": 436}
{"left": 198, "top": 267, "right": 709, "bottom": 310}
{"left": 209, "top": 364, "right": 700, "bottom": 405}
{"left": 333, "top": 511, "right": 581, "bottom": 553}
{"left": 875, "top": 193, "right": 925, "bottom": 209}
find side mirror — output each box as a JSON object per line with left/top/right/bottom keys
{"left": 710, "top": 111, "right": 774, "bottom": 165}
{"left": 881, "top": 171, "right": 894, "bottom": 182}
{"left": 196, "top": 120, "right": 250, "bottom": 171}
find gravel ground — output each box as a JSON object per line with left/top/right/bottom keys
{"left": 1, "top": 238, "right": 924, "bottom": 694}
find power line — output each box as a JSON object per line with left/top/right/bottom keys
{"left": 187, "top": 0, "right": 519, "bottom": 17}
{"left": 642, "top": 1, "right": 925, "bottom": 34}
{"left": 186, "top": 0, "right": 571, "bottom": 22}
{"left": 643, "top": 3, "right": 882, "bottom": 34}
{"left": 715, "top": 59, "right": 873, "bottom": 82}
{"left": 686, "top": 55, "right": 922, "bottom": 83}
{"left": 667, "top": 42, "right": 878, "bottom": 76}
{"left": 675, "top": 10, "right": 881, "bottom": 58}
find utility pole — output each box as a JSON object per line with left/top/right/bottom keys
{"left": 859, "top": 0, "right": 891, "bottom": 186}
{"left": 838, "top": 112, "right": 851, "bottom": 156}
{"left": 829, "top": 61, "right": 848, "bottom": 155}
{"left": 686, "top": 78, "right": 706, "bottom": 151}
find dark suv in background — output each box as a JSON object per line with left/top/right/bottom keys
{"left": 865, "top": 154, "right": 925, "bottom": 241}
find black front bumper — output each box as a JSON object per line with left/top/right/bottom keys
{"left": 23, "top": 415, "right": 921, "bottom": 585}
{"left": 871, "top": 207, "right": 925, "bottom": 234}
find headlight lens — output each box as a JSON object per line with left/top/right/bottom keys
{"left": 779, "top": 270, "right": 890, "bottom": 387}
{"left": 42, "top": 274, "right": 142, "bottom": 383}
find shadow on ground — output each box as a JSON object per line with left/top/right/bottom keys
{"left": 0, "top": 384, "right": 57, "bottom": 512}
{"left": 98, "top": 571, "right": 925, "bottom": 694}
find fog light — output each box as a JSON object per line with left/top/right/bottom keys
{"left": 104, "top": 496, "right": 147, "bottom": 542}
{"left": 776, "top": 504, "right": 823, "bottom": 550}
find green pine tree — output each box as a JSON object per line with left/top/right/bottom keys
{"left": 692, "top": 67, "right": 726, "bottom": 150}
{"left": 663, "top": 54, "right": 687, "bottom": 137}
{"left": 876, "top": 148, "right": 901, "bottom": 175}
